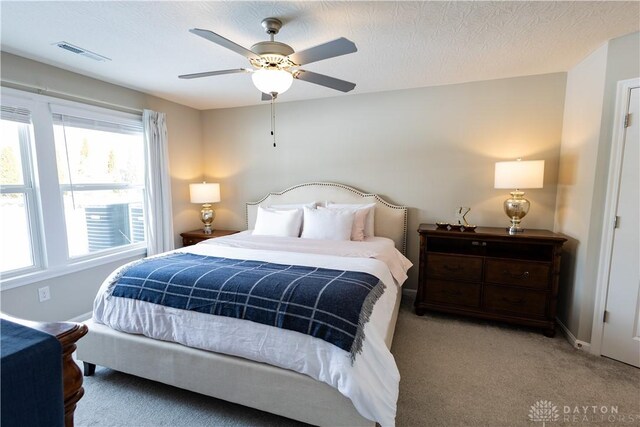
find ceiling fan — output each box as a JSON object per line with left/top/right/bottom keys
{"left": 179, "top": 17, "right": 357, "bottom": 100}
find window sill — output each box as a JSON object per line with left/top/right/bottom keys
{"left": 0, "top": 246, "right": 147, "bottom": 291}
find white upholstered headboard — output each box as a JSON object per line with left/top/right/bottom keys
{"left": 246, "top": 182, "right": 408, "bottom": 255}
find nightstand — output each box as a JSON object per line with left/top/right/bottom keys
{"left": 180, "top": 229, "right": 240, "bottom": 247}
{"left": 415, "top": 224, "right": 566, "bottom": 336}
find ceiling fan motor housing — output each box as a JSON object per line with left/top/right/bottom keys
{"left": 250, "top": 41, "right": 295, "bottom": 68}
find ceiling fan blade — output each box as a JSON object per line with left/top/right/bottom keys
{"left": 189, "top": 28, "right": 260, "bottom": 61}
{"left": 261, "top": 92, "right": 272, "bottom": 101}
{"left": 289, "top": 37, "right": 357, "bottom": 66}
{"left": 179, "top": 68, "right": 251, "bottom": 79}
{"left": 294, "top": 70, "right": 356, "bottom": 92}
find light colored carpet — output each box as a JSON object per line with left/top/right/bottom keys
{"left": 393, "top": 299, "right": 640, "bottom": 426}
{"left": 75, "top": 297, "right": 640, "bottom": 426}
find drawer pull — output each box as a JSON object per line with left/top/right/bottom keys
{"left": 503, "top": 270, "right": 530, "bottom": 280}
{"left": 443, "top": 265, "right": 463, "bottom": 272}
{"left": 471, "top": 241, "right": 487, "bottom": 246}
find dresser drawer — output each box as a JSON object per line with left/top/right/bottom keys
{"left": 484, "top": 259, "right": 550, "bottom": 289}
{"left": 182, "top": 237, "right": 203, "bottom": 246}
{"left": 483, "top": 285, "right": 547, "bottom": 317}
{"left": 427, "top": 254, "right": 483, "bottom": 282}
{"left": 424, "top": 279, "right": 481, "bottom": 308}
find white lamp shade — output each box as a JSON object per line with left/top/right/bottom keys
{"left": 494, "top": 160, "right": 545, "bottom": 189}
{"left": 190, "top": 183, "right": 220, "bottom": 203}
{"left": 251, "top": 69, "right": 293, "bottom": 95}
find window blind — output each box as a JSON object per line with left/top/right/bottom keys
{"left": 51, "top": 113, "right": 143, "bottom": 135}
{"left": 1, "top": 106, "right": 32, "bottom": 124}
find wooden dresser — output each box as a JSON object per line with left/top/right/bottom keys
{"left": 415, "top": 224, "right": 566, "bottom": 336}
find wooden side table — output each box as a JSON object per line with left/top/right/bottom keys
{"left": 1, "top": 314, "right": 88, "bottom": 427}
{"left": 180, "top": 229, "right": 240, "bottom": 247}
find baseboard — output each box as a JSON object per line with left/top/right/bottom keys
{"left": 556, "top": 318, "right": 591, "bottom": 351}
{"left": 68, "top": 311, "right": 92, "bottom": 323}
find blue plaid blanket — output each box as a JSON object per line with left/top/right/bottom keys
{"left": 111, "top": 253, "right": 385, "bottom": 359}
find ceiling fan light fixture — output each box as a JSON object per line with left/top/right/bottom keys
{"left": 251, "top": 68, "right": 293, "bottom": 95}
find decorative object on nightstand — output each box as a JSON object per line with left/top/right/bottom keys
{"left": 494, "top": 159, "right": 544, "bottom": 234}
{"left": 180, "top": 229, "right": 239, "bottom": 247}
{"left": 415, "top": 224, "right": 566, "bottom": 336}
{"left": 190, "top": 182, "right": 221, "bottom": 234}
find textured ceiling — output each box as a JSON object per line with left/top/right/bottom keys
{"left": 1, "top": 1, "right": 638, "bottom": 110}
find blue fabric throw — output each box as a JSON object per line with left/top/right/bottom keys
{"left": 111, "top": 253, "right": 385, "bottom": 358}
{"left": 1, "top": 319, "right": 64, "bottom": 427}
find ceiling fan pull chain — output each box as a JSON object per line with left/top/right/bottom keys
{"left": 271, "top": 94, "right": 276, "bottom": 147}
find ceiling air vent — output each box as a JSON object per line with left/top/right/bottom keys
{"left": 53, "top": 41, "right": 111, "bottom": 62}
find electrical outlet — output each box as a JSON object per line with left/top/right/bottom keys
{"left": 38, "top": 286, "right": 51, "bottom": 302}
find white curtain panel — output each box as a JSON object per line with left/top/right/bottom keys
{"left": 143, "top": 109, "right": 174, "bottom": 255}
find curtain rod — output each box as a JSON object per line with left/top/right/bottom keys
{"left": 1, "top": 80, "right": 144, "bottom": 115}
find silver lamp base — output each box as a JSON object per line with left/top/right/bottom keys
{"left": 200, "top": 203, "right": 216, "bottom": 234}
{"left": 503, "top": 190, "right": 530, "bottom": 235}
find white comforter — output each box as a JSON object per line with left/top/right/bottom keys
{"left": 93, "top": 232, "right": 412, "bottom": 426}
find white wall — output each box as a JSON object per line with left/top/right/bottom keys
{"left": 555, "top": 31, "right": 640, "bottom": 342}
{"left": 201, "top": 73, "right": 567, "bottom": 291}
{"left": 0, "top": 52, "right": 204, "bottom": 321}
{"left": 553, "top": 44, "right": 608, "bottom": 341}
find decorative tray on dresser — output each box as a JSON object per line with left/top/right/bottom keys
{"left": 415, "top": 224, "right": 567, "bottom": 336}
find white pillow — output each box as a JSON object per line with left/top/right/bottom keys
{"left": 253, "top": 206, "right": 303, "bottom": 237}
{"left": 325, "top": 203, "right": 375, "bottom": 238}
{"left": 268, "top": 202, "right": 317, "bottom": 210}
{"left": 317, "top": 206, "right": 366, "bottom": 241}
{"left": 267, "top": 203, "right": 317, "bottom": 228}
{"left": 301, "top": 207, "right": 355, "bottom": 241}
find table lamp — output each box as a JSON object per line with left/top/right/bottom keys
{"left": 494, "top": 159, "right": 544, "bottom": 234}
{"left": 189, "top": 182, "right": 221, "bottom": 234}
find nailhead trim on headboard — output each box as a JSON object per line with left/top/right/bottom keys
{"left": 246, "top": 182, "right": 408, "bottom": 255}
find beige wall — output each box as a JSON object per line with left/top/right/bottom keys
{"left": 0, "top": 256, "right": 140, "bottom": 321}
{"left": 554, "top": 31, "right": 639, "bottom": 342}
{"left": 201, "top": 73, "right": 567, "bottom": 290}
{"left": 1, "top": 52, "right": 204, "bottom": 321}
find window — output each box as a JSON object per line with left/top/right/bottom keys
{"left": 52, "top": 110, "right": 146, "bottom": 257}
{"left": 0, "top": 106, "right": 41, "bottom": 275}
{"left": 0, "top": 89, "right": 148, "bottom": 288}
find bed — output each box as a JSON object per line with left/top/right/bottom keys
{"left": 76, "top": 182, "right": 409, "bottom": 427}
